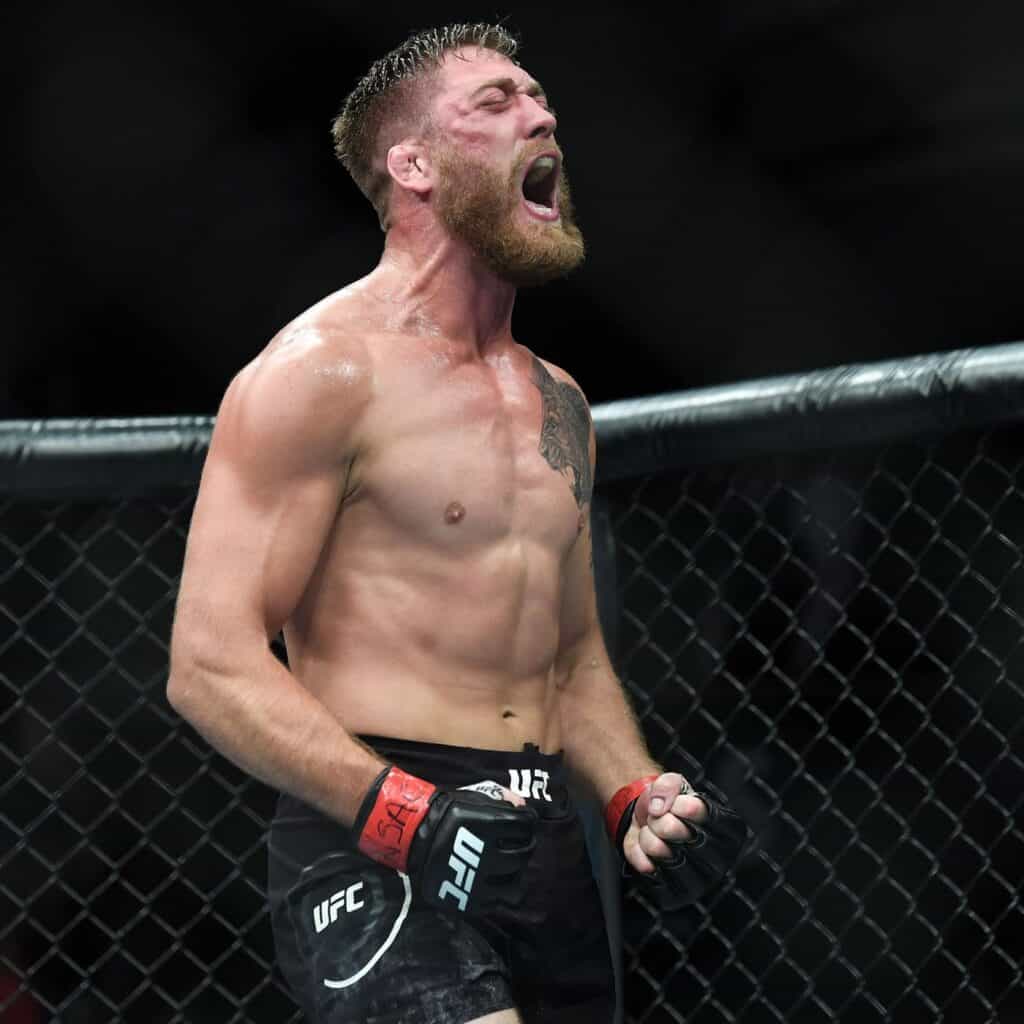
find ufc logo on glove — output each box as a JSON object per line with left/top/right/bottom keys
{"left": 438, "top": 827, "right": 485, "bottom": 912}
{"left": 354, "top": 765, "right": 537, "bottom": 917}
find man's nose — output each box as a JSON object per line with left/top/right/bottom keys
{"left": 526, "top": 101, "right": 556, "bottom": 139}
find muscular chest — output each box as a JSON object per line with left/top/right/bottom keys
{"left": 357, "top": 355, "right": 591, "bottom": 552}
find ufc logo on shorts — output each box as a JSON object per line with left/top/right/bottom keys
{"left": 312, "top": 882, "right": 365, "bottom": 933}
{"left": 437, "top": 827, "right": 484, "bottom": 912}
{"left": 509, "top": 768, "right": 551, "bottom": 801}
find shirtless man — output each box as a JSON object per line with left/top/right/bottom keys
{"left": 167, "top": 23, "right": 747, "bottom": 1024}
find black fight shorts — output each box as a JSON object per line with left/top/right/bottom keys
{"left": 268, "top": 736, "right": 615, "bottom": 1024}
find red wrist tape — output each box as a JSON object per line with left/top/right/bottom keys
{"left": 605, "top": 774, "right": 660, "bottom": 842}
{"left": 356, "top": 766, "right": 436, "bottom": 873}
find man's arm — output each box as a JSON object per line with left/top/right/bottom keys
{"left": 168, "top": 329, "right": 539, "bottom": 916}
{"left": 552, "top": 384, "right": 739, "bottom": 881}
{"left": 166, "top": 327, "right": 385, "bottom": 826}
{"left": 554, "top": 466, "right": 698, "bottom": 871}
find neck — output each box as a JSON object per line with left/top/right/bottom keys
{"left": 372, "top": 214, "right": 516, "bottom": 355}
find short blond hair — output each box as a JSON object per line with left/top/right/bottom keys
{"left": 331, "top": 23, "right": 519, "bottom": 227}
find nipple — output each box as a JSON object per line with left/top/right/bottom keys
{"left": 444, "top": 501, "right": 466, "bottom": 525}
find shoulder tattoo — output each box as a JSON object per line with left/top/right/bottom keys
{"left": 530, "top": 356, "right": 593, "bottom": 509}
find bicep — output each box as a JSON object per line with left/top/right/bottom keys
{"left": 176, "top": 444, "right": 344, "bottom": 649}
{"left": 172, "top": 360, "right": 356, "bottom": 667}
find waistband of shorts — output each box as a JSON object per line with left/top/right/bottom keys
{"left": 271, "top": 736, "right": 571, "bottom": 839}
{"left": 358, "top": 734, "right": 564, "bottom": 779}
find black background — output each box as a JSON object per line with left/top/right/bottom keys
{"left": 8, "top": 0, "right": 1024, "bottom": 421}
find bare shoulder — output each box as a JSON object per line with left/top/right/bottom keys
{"left": 521, "top": 347, "right": 591, "bottom": 404}
{"left": 528, "top": 352, "right": 585, "bottom": 399}
{"left": 214, "top": 311, "right": 375, "bottom": 473}
{"left": 520, "top": 347, "right": 594, "bottom": 441}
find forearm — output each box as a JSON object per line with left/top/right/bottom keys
{"left": 167, "top": 647, "right": 385, "bottom": 826}
{"left": 557, "top": 648, "right": 662, "bottom": 804}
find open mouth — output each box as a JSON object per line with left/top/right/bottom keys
{"left": 521, "top": 154, "right": 560, "bottom": 221}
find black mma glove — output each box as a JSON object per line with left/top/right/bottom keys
{"left": 353, "top": 765, "right": 537, "bottom": 915}
{"left": 606, "top": 775, "right": 750, "bottom": 910}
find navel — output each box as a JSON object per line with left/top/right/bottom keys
{"left": 444, "top": 501, "right": 466, "bottom": 525}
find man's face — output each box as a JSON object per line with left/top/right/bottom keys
{"left": 427, "top": 47, "right": 584, "bottom": 286}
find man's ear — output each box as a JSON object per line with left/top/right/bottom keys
{"left": 386, "top": 140, "right": 433, "bottom": 197}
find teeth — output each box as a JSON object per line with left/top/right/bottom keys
{"left": 525, "top": 156, "right": 556, "bottom": 185}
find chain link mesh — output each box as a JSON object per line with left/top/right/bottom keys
{"left": 2, "top": 426, "right": 1023, "bottom": 1021}
{"left": 1, "top": 494, "right": 299, "bottom": 1022}
{"left": 609, "top": 427, "right": 1024, "bottom": 1024}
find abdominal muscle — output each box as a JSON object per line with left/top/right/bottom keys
{"left": 282, "top": 544, "right": 567, "bottom": 755}
{"left": 304, "top": 656, "right": 561, "bottom": 753}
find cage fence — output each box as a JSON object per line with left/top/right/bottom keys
{"left": 607, "top": 427, "right": 1024, "bottom": 1023}
{"left": 3, "top": 345, "right": 1024, "bottom": 1023}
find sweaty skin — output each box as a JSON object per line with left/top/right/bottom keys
{"left": 272, "top": 293, "right": 586, "bottom": 753}
{"left": 167, "top": 46, "right": 704, "bottom": 885}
